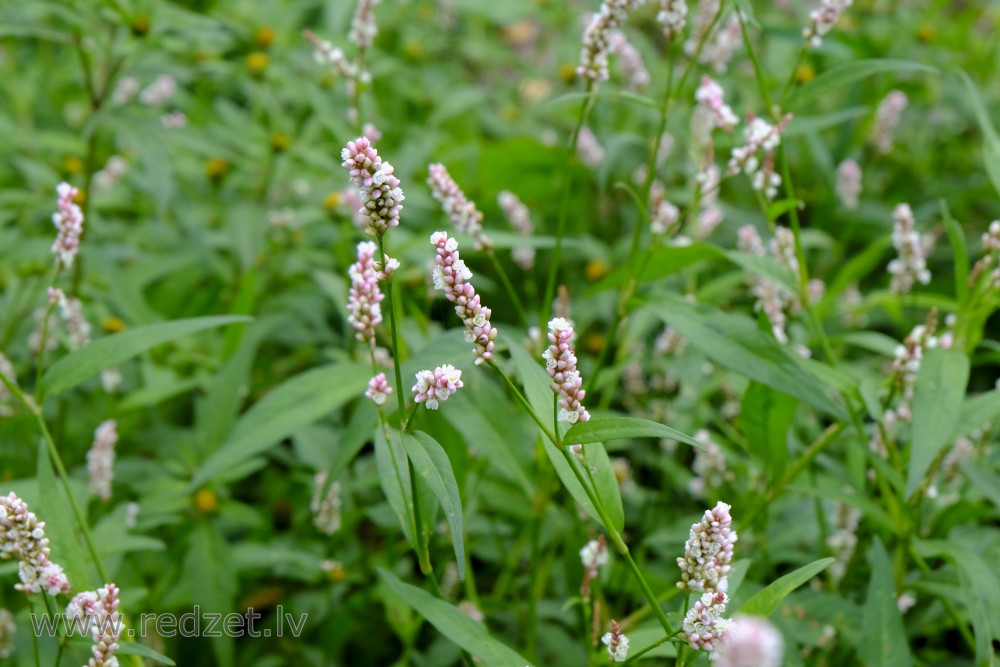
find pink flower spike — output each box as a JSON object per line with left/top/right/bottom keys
{"left": 682, "top": 591, "right": 733, "bottom": 656}
{"left": 803, "top": 0, "right": 853, "bottom": 48}
{"left": 870, "top": 90, "right": 907, "bottom": 154}
{"left": 412, "top": 364, "right": 464, "bottom": 410}
{"left": 87, "top": 420, "right": 118, "bottom": 501}
{"left": 347, "top": 241, "right": 384, "bottom": 348}
{"left": 427, "top": 163, "right": 491, "bottom": 250}
{"left": 543, "top": 318, "right": 589, "bottom": 424}
{"left": 715, "top": 616, "right": 784, "bottom": 667}
{"left": 430, "top": 231, "right": 498, "bottom": 364}
{"left": 341, "top": 137, "right": 405, "bottom": 236}
{"left": 366, "top": 372, "right": 393, "bottom": 406}
{"left": 51, "top": 182, "right": 84, "bottom": 269}
{"left": 695, "top": 76, "right": 738, "bottom": 132}
{"left": 67, "top": 583, "right": 122, "bottom": 667}
{"left": 0, "top": 492, "right": 72, "bottom": 596}
{"left": 677, "top": 501, "right": 738, "bottom": 593}
{"left": 577, "top": 0, "right": 644, "bottom": 83}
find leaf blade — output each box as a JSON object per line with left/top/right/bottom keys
{"left": 738, "top": 557, "right": 834, "bottom": 617}
{"left": 40, "top": 315, "right": 251, "bottom": 398}
{"left": 379, "top": 568, "right": 533, "bottom": 667}
{"left": 191, "top": 362, "right": 368, "bottom": 486}
{"left": 564, "top": 416, "right": 702, "bottom": 450}
{"left": 906, "top": 349, "right": 969, "bottom": 498}
{"left": 406, "top": 431, "right": 466, "bottom": 580}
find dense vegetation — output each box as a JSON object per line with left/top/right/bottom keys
{"left": 1, "top": 0, "right": 999, "bottom": 665}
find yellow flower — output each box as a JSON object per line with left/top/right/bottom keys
{"left": 323, "top": 191, "right": 342, "bottom": 212}
{"left": 559, "top": 63, "right": 577, "bottom": 85}
{"left": 584, "top": 331, "right": 604, "bottom": 354}
{"left": 205, "top": 158, "right": 229, "bottom": 182}
{"left": 246, "top": 51, "right": 269, "bottom": 77}
{"left": 102, "top": 316, "right": 125, "bottom": 333}
{"left": 795, "top": 63, "right": 815, "bottom": 85}
{"left": 917, "top": 24, "right": 937, "bottom": 43}
{"left": 585, "top": 260, "right": 610, "bottom": 281}
{"left": 254, "top": 26, "right": 275, "bottom": 49}
{"left": 193, "top": 489, "right": 218, "bottom": 514}
{"left": 63, "top": 156, "right": 84, "bottom": 175}
{"left": 131, "top": 13, "right": 151, "bottom": 37}
{"left": 270, "top": 132, "right": 291, "bottom": 153}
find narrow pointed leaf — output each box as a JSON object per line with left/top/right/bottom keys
{"left": 906, "top": 348, "right": 969, "bottom": 498}
{"left": 41, "top": 315, "right": 251, "bottom": 398}
{"left": 739, "top": 558, "right": 834, "bottom": 617}
{"left": 564, "top": 416, "right": 702, "bottom": 450}
{"left": 405, "top": 431, "right": 466, "bottom": 580}
{"left": 192, "top": 362, "right": 368, "bottom": 486}
{"left": 859, "top": 539, "right": 912, "bottom": 667}
{"left": 379, "top": 569, "right": 533, "bottom": 667}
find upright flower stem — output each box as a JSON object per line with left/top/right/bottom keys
{"left": 33, "top": 266, "right": 63, "bottom": 398}
{"left": 587, "top": 4, "right": 723, "bottom": 398}
{"left": 563, "top": 450, "right": 676, "bottom": 638}
{"left": 487, "top": 356, "right": 675, "bottom": 636}
{"left": 542, "top": 86, "right": 596, "bottom": 327}
{"left": 486, "top": 248, "right": 528, "bottom": 329}
{"left": 376, "top": 236, "right": 408, "bottom": 422}
{"left": 0, "top": 369, "right": 108, "bottom": 583}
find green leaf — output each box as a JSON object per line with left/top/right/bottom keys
{"left": 589, "top": 244, "right": 724, "bottom": 293}
{"left": 379, "top": 569, "right": 533, "bottom": 667}
{"left": 916, "top": 539, "right": 1000, "bottom": 666}
{"left": 960, "top": 460, "right": 1000, "bottom": 511}
{"left": 404, "top": 431, "right": 466, "bottom": 580}
{"left": 791, "top": 59, "right": 938, "bottom": 107}
{"left": 859, "top": 538, "right": 912, "bottom": 667}
{"left": 740, "top": 382, "right": 798, "bottom": 482}
{"left": 725, "top": 251, "right": 799, "bottom": 293}
{"left": 191, "top": 362, "right": 368, "bottom": 486}
{"left": 739, "top": 557, "right": 834, "bottom": 617}
{"left": 940, "top": 199, "right": 969, "bottom": 304}
{"left": 542, "top": 436, "right": 606, "bottom": 530}
{"left": 185, "top": 521, "right": 236, "bottom": 667}
{"left": 374, "top": 427, "right": 417, "bottom": 550}
{"left": 564, "top": 416, "right": 702, "bottom": 450}
{"left": 580, "top": 440, "right": 625, "bottom": 534}
{"left": 959, "top": 70, "right": 1000, "bottom": 199}
{"left": 645, "top": 294, "right": 849, "bottom": 420}
{"left": 117, "top": 642, "right": 176, "bottom": 665}
{"left": 951, "top": 390, "right": 1000, "bottom": 441}
{"left": 826, "top": 235, "right": 893, "bottom": 301}
{"left": 40, "top": 316, "right": 251, "bottom": 399}
{"left": 784, "top": 106, "right": 869, "bottom": 138}
{"left": 906, "top": 349, "right": 970, "bottom": 498}
{"left": 36, "top": 440, "right": 92, "bottom": 590}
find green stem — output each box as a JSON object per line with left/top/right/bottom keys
{"left": 563, "top": 450, "right": 674, "bottom": 637}
{"left": 408, "top": 455, "right": 432, "bottom": 575}
{"left": 1, "top": 368, "right": 109, "bottom": 583}
{"left": 487, "top": 360, "right": 558, "bottom": 446}
{"left": 622, "top": 629, "right": 683, "bottom": 665}
{"left": 376, "top": 236, "right": 408, "bottom": 422}
{"left": 909, "top": 543, "right": 977, "bottom": 652}
{"left": 587, "top": 4, "right": 724, "bottom": 397}
{"left": 34, "top": 266, "right": 63, "bottom": 399}
{"left": 486, "top": 248, "right": 528, "bottom": 329}
{"left": 542, "top": 84, "right": 596, "bottom": 328}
